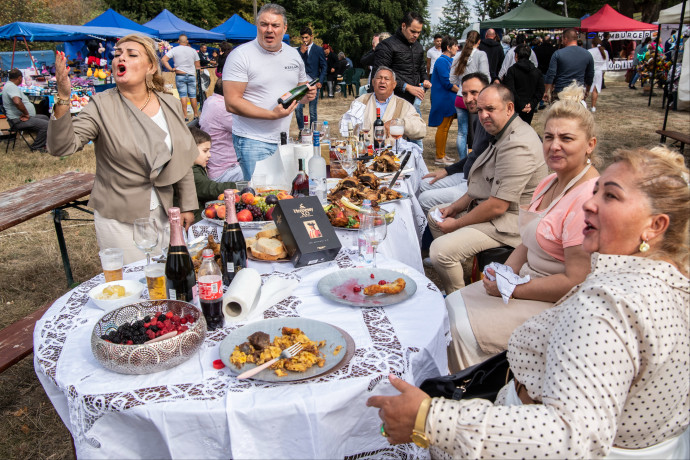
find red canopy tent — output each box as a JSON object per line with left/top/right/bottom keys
{"left": 580, "top": 4, "right": 656, "bottom": 32}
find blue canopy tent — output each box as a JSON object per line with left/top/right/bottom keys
{"left": 84, "top": 8, "right": 160, "bottom": 36}
{"left": 143, "top": 9, "right": 224, "bottom": 41}
{"left": 210, "top": 13, "right": 289, "bottom": 43}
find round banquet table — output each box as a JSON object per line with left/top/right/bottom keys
{"left": 34, "top": 250, "right": 450, "bottom": 459}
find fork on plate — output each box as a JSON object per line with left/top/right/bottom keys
{"left": 236, "top": 343, "right": 304, "bottom": 380}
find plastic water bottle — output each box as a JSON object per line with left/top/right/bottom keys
{"left": 357, "top": 200, "right": 374, "bottom": 266}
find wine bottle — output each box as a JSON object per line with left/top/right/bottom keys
{"left": 291, "top": 158, "right": 309, "bottom": 198}
{"left": 308, "top": 132, "right": 327, "bottom": 203}
{"left": 280, "top": 131, "right": 288, "bottom": 145}
{"left": 347, "top": 121, "right": 355, "bottom": 152}
{"left": 277, "top": 77, "right": 319, "bottom": 109}
{"left": 165, "top": 207, "right": 198, "bottom": 303}
{"left": 220, "top": 190, "right": 247, "bottom": 286}
{"left": 373, "top": 108, "right": 385, "bottom": 150}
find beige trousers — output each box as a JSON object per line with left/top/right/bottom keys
{"left": 445, "top": 289, "right": 497, "bottom": 373}
{"left": 428, "top": 205, "right": 502, "bottom": 294}
{"left": 94, "top": 207, "right": 169, "bottom": 265}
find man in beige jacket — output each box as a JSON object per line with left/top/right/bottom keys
{"left": 339, "top": 66, "right": 426, "bottom": 141}
{"left": 428, "top": 84, "right": 547, "bottom": 294}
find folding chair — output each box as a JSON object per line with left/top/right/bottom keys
{"left": 348, "top": 68, "right": 365, "bottom": 97}
{"left": 0, "top": 105, "right": 32, "bottom": 151}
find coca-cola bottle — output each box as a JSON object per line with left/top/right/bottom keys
{"left": 198, "top": 248, "right": 224, "bottom": 330}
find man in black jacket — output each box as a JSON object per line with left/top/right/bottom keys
{"left": 372, "top": 12, "right": 430, "bottom": 106}
{"left": 479, "top": 29, "right": 504, "bottom": 83}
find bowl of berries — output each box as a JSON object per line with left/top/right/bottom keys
{"left": 90, "top": 300, "right": 207, "bottom": 375}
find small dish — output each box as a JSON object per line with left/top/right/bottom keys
{"left": 88, "top": 280, "right": 145, "bottom": 312}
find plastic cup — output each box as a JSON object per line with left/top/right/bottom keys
{"left": 99, "top": 248, "right": 124, "bottom": 282}
{"left": 236, "top": 180, "right": 249, "bottom": 192}
{"left": 145, "top": 263, "right": 167, "bottom": 300}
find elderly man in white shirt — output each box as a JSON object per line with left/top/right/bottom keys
{"left": 339, "top": 66, "right": 426, "bottom": 147}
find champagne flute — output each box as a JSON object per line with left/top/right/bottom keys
{"left": 390, "top": 118, "right": 405, "bottom": 156}
{"left": 370, "top": 210, "right": 388, "bottom": 268}
{"left": 133, "top": 218, "right": 159, "bottom": 266}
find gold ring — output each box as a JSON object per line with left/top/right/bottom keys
{"left": 380, "top": 423, "right": 389, "bottom": 437}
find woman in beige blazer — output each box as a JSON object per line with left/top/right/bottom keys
{"left": 49, "top": 35, "right": 198, "bottom": 264}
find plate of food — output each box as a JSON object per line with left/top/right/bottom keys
{"left": 219, "top": 317, "right": 354, "bottom": 382}
{"left": 245, "top": 222, "right": 291, "bottom": 262}
{"left": 327, "top": 174, "right": 409, "bottom": 206}
{"left": 202, "top": 188, "right": 293, "bottom": 228}
{"left": 317, "top": 268, "right": 417, "bottom": 307}
{"left": 323, "top": 202, "right": 395, "bottom": 231}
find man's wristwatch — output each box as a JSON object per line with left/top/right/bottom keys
{"left": 54, "top": 95, "right": 71, "bottom": 106}
{"left": 410, "top": 397, "right": 432, "bottom": 448}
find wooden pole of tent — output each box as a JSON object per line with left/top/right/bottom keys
{"left": 647, "top": 24, "right": 662, "bottom": 106}
{"left": 661, "top": 1, "right": 686, "bottom": 129}
{"left": 22, "top": 37, "right": 37, "bottom": 72}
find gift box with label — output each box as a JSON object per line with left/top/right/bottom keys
{"left": 272, "top": 196, "right": 342, "bottom": 267}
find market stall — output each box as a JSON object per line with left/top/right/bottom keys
{"left": 656, "top": 1, "right": 689, "bottom": 112}
{"left": 143, "top": 9, "right": 225, "bottom": 41}
{"left": 480, "top": 0, "right": 580, "bottom": 29}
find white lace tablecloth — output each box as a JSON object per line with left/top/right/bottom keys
{"left": 34, "top": 251, "right": 449, "bottom": 459}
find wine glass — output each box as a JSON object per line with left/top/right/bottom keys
{"left": 361, "top": 120, "right": 371, "bottom": 146}
{"left": 340, "top": 146, "right": 357, "bottom": 177}
{"left": 370, "top": 210, "right": 388, "bottom": 268}
{"left": 133, "top": 218, "right": 159, "bottom": 266}
{"left": 373, "top": 125, "right": 385, "bottom": 155}
{"left": 389, "top": 118, "right": 405, "bottom": 156}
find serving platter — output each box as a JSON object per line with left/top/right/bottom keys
{"left": 219, "top": 317, "right": 354, "bottom": 382}
{"left": 317, "top": 268, "right": 417, "bottom": 307}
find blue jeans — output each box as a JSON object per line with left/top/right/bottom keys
{"left": 175, "top": 74, "right": 196, "bottom": 98}
{"left": 295, "top": 91, "right": 319, "bottom": 129}
{"left": 232, "top": 134, "right": 278, "bottom": 180}
{"left": 456, "top": 107, "right": 469, "bottom": 161}
{"left": 630, "top": 70, "right": 640, "bottom": 87}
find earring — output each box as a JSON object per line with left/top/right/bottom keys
{"left": 639, "top": 240, "right": 650, "bottom": 252}
{"left": 586, "top": 157, "right": 591, "bottom": 164}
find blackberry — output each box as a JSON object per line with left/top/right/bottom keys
{"left": 246, "top": 204, "right": 264, "bottom": 220}
{"left": 143, "top": 316, "right": 151, "bottom": 323}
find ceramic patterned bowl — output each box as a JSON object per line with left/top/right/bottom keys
{"left": 91, "top": 300, "right": 207, "bottom": 375}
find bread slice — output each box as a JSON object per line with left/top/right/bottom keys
{"left": 250, "top": 246, "right": 288, "bottom": 261}
{"left": 256, "top": 222, "right": 280, "bottom": 239}
{"left": 255, "top": 237, "right": 286, "bottom": 256}
{"left": 245, "top": 237, "right": 257, "bottom": 249}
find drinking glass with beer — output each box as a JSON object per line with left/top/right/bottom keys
{"left": 144, "top": 263, "right": 167, "bottom": 300}
{"left": 99, "top": 248, "right": 124, "bottom": 282}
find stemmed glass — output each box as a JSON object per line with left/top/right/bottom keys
{"left": 340, "top": 145, "right": 357, "bottom": 177}
{"left": 360, "top": 121, "right": 371, "bottom": 148}
{"left": 389, "top": 118, "right": 405, "bottom": 156}
{"left": 370, "top": 210, "right": 388, "bottom": 268}
{"left": 373, "top": 124, "right": 385, "bottom": 155}
{"left": 133, "top": 218, "right": 159, "bottom": 266}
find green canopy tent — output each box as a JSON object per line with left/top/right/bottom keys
{"left": 480, "top": 0, "right": 581, "bottom": 29}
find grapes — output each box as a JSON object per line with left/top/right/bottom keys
{"left": 246, "top": 204, "right": 264, "bottom": 220}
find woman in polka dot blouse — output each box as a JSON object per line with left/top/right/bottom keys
{"left": 369, "top": 145, "right": 689, "bottom": 459}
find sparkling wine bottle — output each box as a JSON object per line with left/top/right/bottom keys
{"left": 277, "top": 77, "right": 319, "bottom": 109}
{"left": 220, "top": 190, "right": 247, "bottom": 286}
{"left": 291, "top": 158, "right": 309, "bottom": 198}
{"left": 165, "top": 208, "right": 197, "bottom": 303}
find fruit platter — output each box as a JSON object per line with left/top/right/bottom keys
{"left": 203, "top": 187, "right": 293, "bottom": 228}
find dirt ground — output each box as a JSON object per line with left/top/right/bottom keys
{"left": 0, "top": 80, "right": 688, "bottom": 459}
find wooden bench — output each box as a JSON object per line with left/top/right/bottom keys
{"left": 657, "top": 129, "right": 690, "bottom": 154}
{"left": 0, "top": 301, "right": 53, "bottom": 373}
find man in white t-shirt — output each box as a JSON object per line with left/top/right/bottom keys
{"left": 223, "top": 3, "right": 315, "bottom": 180}
{"left": 426, "top": 34, "right": 443, "bottom": 79}
{"left": 162, "top": 34, "right": 201, "bottom": 119}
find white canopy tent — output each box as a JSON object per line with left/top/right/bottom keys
{"left": 658, "top": 1, "right": 688, "bottom": 110}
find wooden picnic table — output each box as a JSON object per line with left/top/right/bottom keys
{"left": 0, "top": 171, "right": 95, "bottom": 287}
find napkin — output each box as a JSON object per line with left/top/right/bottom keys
{"left": 430, "top": 208, "right": 445, "bottom": 223}
{"left": 483, "top": 262, "right": 530, "bottom": 304}
{"left": 245, "top": 277, "right": 299, "bottom": 322}
{"left": 253, "top": 146, "right": 290, "bottom": 189}
{"left": 222, "top": 268, "right": 262, "bottom": 322}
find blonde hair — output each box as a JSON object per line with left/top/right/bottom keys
{"left": 543, "top": 81, "right": 598, "bottom": 165}
{"left": 116, "top": 34, "right": 168, "bottom": 93}
{"left": 612, "top": 145, "right": 690, "bottom": 273}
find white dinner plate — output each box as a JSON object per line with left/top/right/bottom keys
{"left": 219, "top": 317, "right": 353, "bottom": 382}
{"left": 317, "top": 268, "right": 417, "bottom": 307}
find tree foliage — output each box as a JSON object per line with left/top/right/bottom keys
{"left": 437, "top": 0, "right": 471, "bottom": 38}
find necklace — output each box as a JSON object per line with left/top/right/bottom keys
{"left": 139, "top": 91, "right": 151, "bottom": 111}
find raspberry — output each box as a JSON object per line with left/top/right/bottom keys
{"left": 213, "top": 359, "right": 225, "bottom": 369}
{"left": 165, "top": 311, "right": 174, "bottom": 319}
{"left": 127, "top": 340, "right": 133, "bottom": 345}
{"left": 353, "top": 286, "right": 361, "bottom": 293}
{"left": 378, "top": 280, "right": 387, "bottom": 285}
{"left": 370, "top": 273, "right": 375, "bottom": 278}
{"left": 144, "top": 322, "right": 150, "bottom": 328}
{"left": 180, "top": 317, "right": 187, "bottom": 324}
{"left": 342, "top": 295, "right": 347, "bottom": 298}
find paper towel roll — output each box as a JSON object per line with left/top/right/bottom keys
{"left": 293, "top": 144, "right": 313, "bottom": 174}
{"left": 222, "top": 268, "right": 261, "bottom": 322}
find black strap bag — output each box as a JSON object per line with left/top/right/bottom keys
{"left": 420, "top": 351, "right": 512, "bottom": 402}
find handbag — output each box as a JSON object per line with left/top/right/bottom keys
{"left": 420, "top": 351, "right": 512, "bottom": 402}
{"left": 455, "top": 94, "right": 467, "bottom": 110}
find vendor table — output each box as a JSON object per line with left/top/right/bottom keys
{"left": 0, "top": 171, "right": 94, "bottom": 287}
{"left": 34, "top": 251, "right": 450, "bottom": 459}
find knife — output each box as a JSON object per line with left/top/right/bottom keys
{"left": 388, "top": 150, "right": 411, "bottom": 189}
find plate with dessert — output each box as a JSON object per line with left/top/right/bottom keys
{"left": 219, "top": 317, "right": 354, "bottom": 382}
{"left": 317, "top": 268, "right": 417, "bottom": 307}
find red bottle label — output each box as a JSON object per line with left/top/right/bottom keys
{"left": 199, "top": 276, "right": 223, "bottom": 300}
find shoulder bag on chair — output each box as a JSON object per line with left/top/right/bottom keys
{"left": 420, "top": 351, "right": 511, "bottom": 402}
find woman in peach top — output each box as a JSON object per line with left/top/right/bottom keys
{"left": 446, "top": 82, "right": 600, "bottom": 372}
